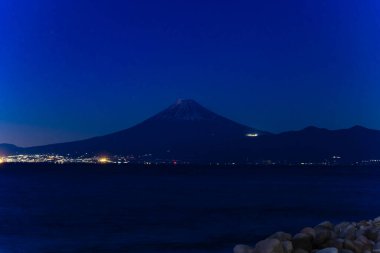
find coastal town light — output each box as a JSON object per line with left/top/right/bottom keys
{"left": 98, "top": 157, "right": 111, "bottom": 164}
{"left": 246, "top": 133, "right": 259, "bottom": 137}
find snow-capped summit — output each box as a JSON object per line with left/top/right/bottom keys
{"left": 150, "top": 99, "right": 219, "bottom": 121}
{"left": 175, "top": 98, "right": 192, "bottom": 105}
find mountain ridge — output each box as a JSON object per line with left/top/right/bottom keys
{"left": 15, "top": 99, "right": 264, "bottom": 160}
{"left": 1, "top": 100, "right": 380, "bottom": 163}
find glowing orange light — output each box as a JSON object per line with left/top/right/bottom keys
{"left": 98, "top": 157, "right": 110, "bottom": 164}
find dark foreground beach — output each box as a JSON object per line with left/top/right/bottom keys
{"left": 0, "top": 164, "right": 379, "bottom": 253}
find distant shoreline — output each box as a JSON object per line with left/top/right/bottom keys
{"left": 1, "top": 162, "right": 380, "bottom": 170}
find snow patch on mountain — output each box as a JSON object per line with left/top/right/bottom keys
{"left": 151, "top": 99, "right": 220, "bottom": 121}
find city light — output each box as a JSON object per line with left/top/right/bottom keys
{"left": 98, "top": 157, "right": 111, "bottom": 164}
{"left": 246, "top": 133, "right": 259, "bottom": 137}
{"left": 0, "top": 154, "right": 132, "bottom": 164}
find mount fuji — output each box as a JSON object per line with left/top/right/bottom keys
{"left": 19, "top": 99, "right": 267, "bottom": 161}
{"left": 2, "top": 99, "right": 380, "bottom": 163}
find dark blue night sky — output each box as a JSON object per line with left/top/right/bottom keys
{"left": 1, "top": 0, "right": 380, "bottom": 146}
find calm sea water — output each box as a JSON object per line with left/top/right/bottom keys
{"left": 0, "top": 164, "right": 379, "bottom": 253}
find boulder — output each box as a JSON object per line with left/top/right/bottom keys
{"left": 234, "top": 244, "right": 255, "bottom": 253}
{"left": 352, "top": 239, "right": 370, "bottom": 252}
{"left": 314, "top": 229, "right": 332, "bottom": 246}
{"left": 293, "top": 249, "right": 309, "bottom": 253}
{"left": 301, "top": 227, "right": 316, "bottom": 240}
{"left": 354, "top": 228, "right": 365, "bottom": 239}
{"left": 333, "top": 239, "right": 344, "bottom": 250}
{"left": 237, "top": 217, "right": 380, "bottom": 253}
{"left": 320, "top": 239, "right": 343, "bottom": 250}
{"left": 330, "top": 231, "right": 337, "bottom": 240}
{"left": 293, "top": 233, "right": 313, "bottom": 251}
{"left": 268, "top": 232, "right": 292, "bottom": 241}
{"left": 343, "top": 239, "right": 360, "bottom": 253}
{"left": 357, "top": 220, "right": 370, "bottom": 227}
{"left": 339, "top": 225, "right": 356, "bottom": 240}
{"left": 254, "top": 239, "right": 284, "bottom": 253}
{"left": 316, "top": 221, "right": 334, "bottom": 231}
{"left": 363, "top": 227, "right": 379, "bottom": 241}
{"left": 374, "top": 217, "right": 380, "bottom": 228}
{"left": 336, "top": 238, "right": 345, "bottom": 244}
{"left": 355, "top": 235, "right": 372, "bottom": 246}
{"left": 373, "top": 242, "right": 380, "bottom": 253}
{"left": 356, "top": 234, "right": 374, "bottom": 251}
{"left": 339, "top": 249, "right": 354, "bottom": 253}
{"left": 335, "top": 222, "right": 351, "bottom": 234}
{"left": 282, "top": 240, "right": 293, "bottom": 253}
{"left": 315, "top": 247, "right": 338, "bottom": 253}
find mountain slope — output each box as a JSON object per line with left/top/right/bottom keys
{"left": 236, "top": 125, "right": 380, "bottom": 163}
{"left": 24, "top": 99, "right": 266, "bottom": 160}
{"left": 0, "top": 144, "right": 22, "bottom": 155}
{"left": 2, "top": 100, "right": 380, "bottom": 163}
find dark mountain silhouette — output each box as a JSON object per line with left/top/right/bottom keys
{"left": 232, "top": 125, "right": 380, "bottom": 163}
{"left": 1, "top": 100, "right": 380, "bottom": 163}
{"left": 0, "top": 144, "right": 20, "bottom": 155}
{"left": 22, "top": 99, "right": 267, "bottom": 160}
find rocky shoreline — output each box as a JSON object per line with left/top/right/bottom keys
{"left": 234, "top": 217, "right": 380, "bottom": 253}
